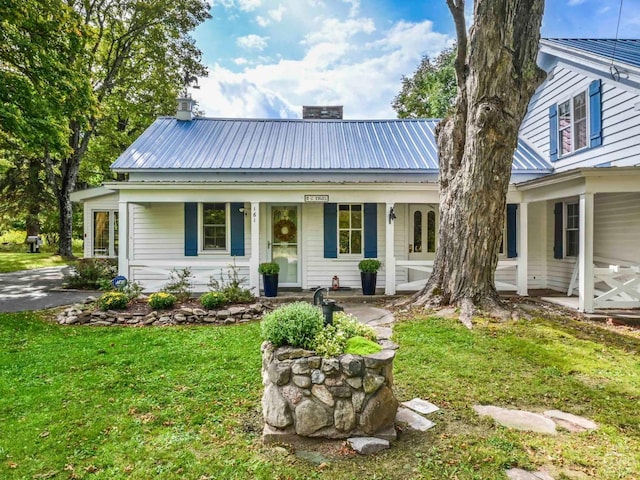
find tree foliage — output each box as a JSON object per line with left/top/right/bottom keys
{"left": 392, "top": 47, "right": 457, "bottom": 119}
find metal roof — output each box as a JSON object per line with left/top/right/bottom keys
{"left": 111, "top": 117, "right": 550, "bottom": 173}
{"left": 543, "top": 39, "right": 640, "bottom": 69}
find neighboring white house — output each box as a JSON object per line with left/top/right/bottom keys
{"left": 72, "top": 39, "right": 640, "bottom": 313}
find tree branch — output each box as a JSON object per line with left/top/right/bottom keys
{"left": 446, "top": 0, "right": 468, "bottom": 87}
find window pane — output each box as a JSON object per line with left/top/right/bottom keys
{"left": 113, "top": 212, "right": 119, "bottom": 256}
{"left": 203, "top": 203, "right": 225, "bottom": 224}
{"left": 203, "top": 203, "right": 226, "bottom": 250}
{"left": 560, "top": 127, "right": 572, "bottom": 155}
{"left": 204, "top": 226, "right": 226, "bottom": 250}
{"left": 573, "top": 93, "right": 587, "bottom": 150}
{"left": 339, "top": 230, "right": 350, "bottom": 254}
{"left": 351, "top": 230, "right": 362, "bottom": 254}
{"left": 93, "top": 211, "right": 109, "bottom": 256}
{"left": 427, "top": 211, "right": 436, "bottom": 252}
{"left": 339, "top": 205, "right": 350, "bottom": 229}
{"left": 574, "top": 119, "right": 587, "bottom": 150}
{"left": 567, "top": 203, "right": 579, "bottom": 229}
{"left": 566, "top": 230, "right": 579, "bottom": 257}
{"left": 351, "top": 206, "right": 362, "bottom": 229}
{"left": 558, "top": 100, "right": 572, "bottom": 155}
{"left": 413, "top": 211, "right": 422, "bottom": 253}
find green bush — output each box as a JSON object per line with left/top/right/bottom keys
{"left": 358, "top": 259, "right": 382, "bottom": 273}
{"left": 314, "top": 324, "right": 347, "bottom": 357}
{"left": 163, "top": 268, "right": 193, "bottom": 301}
{"left": 261, "top": 302, "right": 323, "bottom": 349}
{"left": 97, "top": 291, "right": 129, "bottom": 311}
{"left": 333, "top": 312, "right": 377, "bottom": 341}
{"left": 258, "top": 262, "right": 279, "bottom": 275}
{"left": 66, "top": 258, "right": 118, "bottom": 289}
{"left": 148, "top": 292, "right": 177, "bottom": 310}
{"left": 345, "top": 336, "right": 382, "bottom": 355}
{"left": 200, "top": 291, "right": 227, "bottom": 309}
{"left": 208, "top": 262, "right": 255, "bottom": 304}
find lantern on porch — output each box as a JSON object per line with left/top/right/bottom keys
{"left": 332, "top": 275, "right": 340, "bottom": 290}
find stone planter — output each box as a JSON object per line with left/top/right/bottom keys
{"left": 261, "top": 342, "right": 398, "bottom": 441}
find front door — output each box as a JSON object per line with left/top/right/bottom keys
{"left": 408, "top": 204, "right": 438, "bottom": 282}
{"left": 269, "top": 205, "right": 300, "bottom": 286}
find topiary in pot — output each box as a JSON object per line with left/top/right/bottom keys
{"left": 261, "top": 302, "right": 323, "bottom": 350}
{"left": 358, "top": 259, "right": 381, "bottom": 295}
{"left": 258, "top": 262, "right": 280, "bottom": 297}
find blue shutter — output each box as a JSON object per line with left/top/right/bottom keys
{"left": 589, "top": 79, "right": 602, "bottom": 148}
{"left": 363, "top": 203, "right": 377, "bottom": 258}
{"left": 323, "top": 203, "right": 337, "bottom": 258}
{"left": 553, "top": 202, "right": 563, "bottom": 259}
{"left": 184, "top": 203, "right": 198, "bottom": 256}
{"left": 506, "top": 204, "right": 518, "bottom": 258}
{"left": 230, "top": 202, "right": 245, "bottom": 256}
{"left": 549, "top": 104, "right": 558, "bottom": 162}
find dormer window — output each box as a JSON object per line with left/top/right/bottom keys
{"left": 549, "top": 79, "right": 602, "bottom": 162}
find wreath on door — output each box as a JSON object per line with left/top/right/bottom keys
{"left": 274, "top": 218, "right": 296, "bottom": 242}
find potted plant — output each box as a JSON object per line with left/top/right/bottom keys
{"left": 259, "top": 261, "right": 280, "bottom": 297}
{"left": 358, "top": 259, "right": 381, "bottom": 295}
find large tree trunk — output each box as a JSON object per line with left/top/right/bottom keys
{"left": 411, "top": 0, "right": 546, "bottom": 326}
{"left": 24, "top": 158, "right": 44, "bottom": 239}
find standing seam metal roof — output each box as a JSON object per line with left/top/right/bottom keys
{"left": 110, "top": 117, "right": 550, "bottom": 172}
{"left": 543, "top": 39, "right": 640, "bottom": 69}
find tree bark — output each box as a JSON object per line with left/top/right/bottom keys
{"left": 411, "top": 0, "right": 546, "bottom": 326}
{"left": 24, "top": 158, "right": 43, "bottom": 239}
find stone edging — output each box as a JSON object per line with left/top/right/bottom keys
{"left": 57, "top": 302, "right": 267, "bottom": 326}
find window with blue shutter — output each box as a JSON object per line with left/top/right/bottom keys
{"left": 323, "top": 203, "right": 337, "bottom": 258}
{"left": 230, "top": 202, "right": 245, "bottom": 256}
{"left": 363, "top": 203, "right": 377, "bottom": 258}
{"left": 506, "top": 204, "right": 518, "bottom": 258}
{"left": 549, "top": 104, "right": 558, "bottom": 162}
{"left": 589, "top": 79, "right": 602, "bottom": 148}
{"left": 184, "top": 203, "right": 198, "bottom": 256}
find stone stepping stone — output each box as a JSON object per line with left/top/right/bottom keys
{"left": 402, "top": 398, "right": 440, "bottom": 415}
{"left": 374, "top": 326, "right": 393, "bottom": 340}
{"left": 347, "top": 437, "right": 390, "bottom": 455}
{"left": 395, "top": 407, "right": 436, "bottom": 432}
{"left": 506, "top": 468, "right": 554, "bottom": 479}
{"left": 543, "top": 410, "right": 597, "bottom": 432}
{"left": 473, "top": 405, "right": 557, "bottom": 435}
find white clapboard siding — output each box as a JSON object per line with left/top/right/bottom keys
{"left": 526, "top": 201, "right": 547, "bottom": 290}
{"left": 520, "top": 65, "right": 640, "bottom": 171}
{"left": 545, "top": 200, "right": 577, "bottom": 292}
{"left": 82, "top": 194, "right": 119, "bottom": 258}
{"left": 594, "top": 193, "right": 640, "bottom": 263}
{"left": 303, "top": 203, "right": 386, "bottom": 290}
{"left": 393, "top": 204, "right": 408, "bottom": 286}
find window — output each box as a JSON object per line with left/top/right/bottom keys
{"left": 557, "top": 90, "right": 588, "bottom": 156}
{"left": 338, "top": 204, "right": 362, "bottom": 255}
{"left": 202, "top": 203, "right": 227, "bottom": 251}
{"left": 93, "top": 211, "right": 118, "bottom": 257}
{"left": 565, "top": 202, "right": 579, "bottom": 257}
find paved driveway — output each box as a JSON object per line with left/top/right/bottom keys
{"left": 0, "top": 266, "right": 99, "bottom": 313}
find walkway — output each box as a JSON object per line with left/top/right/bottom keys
{"left": 0, "top": 266, "right": 98, "bottom": 313}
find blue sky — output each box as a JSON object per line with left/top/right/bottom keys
{"left": 191, "top": 0, "right": 640, "bottom": 119}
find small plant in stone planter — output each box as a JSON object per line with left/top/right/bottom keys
{"left": 97, "top": 291, "right": 129, "bottom": 311}
{"left": 261, "top": 301, "right": 323, "bottom": 349}
{"left": 200, "top": 291, "right": 228, "bottom": 309}
{"left": 258, "top": 262, "right": 280, "bottom": 298}
{"left": 358, "top": 259, "right": 382, "bottom": 295}
{"left": 148, "top": 292, "right": 177, "bottom": 310}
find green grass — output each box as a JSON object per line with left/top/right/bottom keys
{"left": 1, "top": 312, "right": 638, "bottom": 479}
{"left": 0, "top": 252, "right": 76, "bottom": 273}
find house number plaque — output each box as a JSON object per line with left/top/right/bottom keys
{"left": 304, "top": 195, "right": 329, "bottom": 203}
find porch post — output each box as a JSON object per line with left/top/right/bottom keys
{"left": 118, "top": 201, "right": 129, "bottom": 279}
{"left": 578, "top": 193, "right": 594, "bottom": 312}
{"left": 517, "top": 202, "right": 528, "bottom": 296}
{"left": 385, "top": 203, "right": 396, "bottom": 295}
{"left": 249, "top": 202, "right": 260, "bottom": 294}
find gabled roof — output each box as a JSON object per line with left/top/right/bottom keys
{"left": 111, "top": 117, "right": 551, "bottom": 174}
{"left": 541, "top": 38, "right": 640, "bottom": 69}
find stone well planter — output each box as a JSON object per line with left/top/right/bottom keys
{"left": 261, "top": 342, "right": 399, "bottom": 441}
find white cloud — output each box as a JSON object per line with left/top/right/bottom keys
{"left": 194, "top": 19, "right": 454, "bottom": 119}
{"left": 234, "top": 57, "right": 249, "bottom": 65}
{"left": 236, "top": 34, "right": 269, "bottom": 50}
{"left": 256, "top": 15, "right": 269, "bottom": 27}
{"left": 342, "top": 0, "right": 360, "bottom": 17}
{"left": 237, "top": 0, "right": 262, "bottom": 11}
{"left": 567, "top": 0, "right": 586, "bottom": 5}
{"left": 269, "top": 5, "right": 286, "bottom": 22}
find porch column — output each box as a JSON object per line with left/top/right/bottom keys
{"left": 517, "top": 202, "right": 528, "bottom": 296}
{"left": 118, "top": 201, "right": 129, "bottom": 279}
{"left": 385, "top": 203, "right": 396, "bottom": 295}
{"left": 578, "top": 193, "right": 594, "bottom": 312}
{"left": 249, "top": 201, "right": 260, "bottom": 294}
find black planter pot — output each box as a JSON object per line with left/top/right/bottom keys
{"left": 263, "top": 274, "right": 279, "bottom": 297}
{"left": 360, "top": 272, "right": 377, "bottom": 295}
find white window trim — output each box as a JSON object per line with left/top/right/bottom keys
{"left": 91, "top": 209, "right": 118, "bottom": 258}
{"left": 198, "top": 202, "right": 230, "bottom": 255}
{"left": 337, "top": 203, "right": 364, "bottom": 258}
{"left": 564, "top": 201, "right": 579, "bottom": 258}
{"left": 557, "top": 87, "right": 590, "bottom": 158}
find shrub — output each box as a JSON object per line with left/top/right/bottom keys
{"left": 208, "top": 262, "right": 255, "bottom": 304}
{"left": 66, "top": 258, "right": 118, "bottom": 289}
{"left": 314, "top": 324, "right": 347, "bottom": 357}
{"left": 258, "top": 262, "right": 280, "bottom": 275}
{"left": 200, "top": 291, "right": 227, "bottom": 309}
{"left": 148, "top": 292, "right": 177, "bottom": 310}
{"left": 345, "top": 336, "right": 382, "bottom": 355}
{"left": 333, "top": 312, "right": 377, "bottom": 341}
{"left": 163, "top": 268, "right": 193, "bottom": 301}
{"left": 97, "top": 291, "right": 129, "bottom": 311}
{"left": 358, "top": 259, "right": 382, "bottom": 273}
{"left": 261, "top": 302, "right": 323, "bottom": 349}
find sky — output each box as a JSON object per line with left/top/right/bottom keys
{"left": 190, "top": 0, "right": 640, "bottom": 120}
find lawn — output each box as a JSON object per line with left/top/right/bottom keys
{"left": 0, "top": 311, "right": 638, "bottom": 479}
{"left": 0, "top": 252, "right": 76, "bottom": 273}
